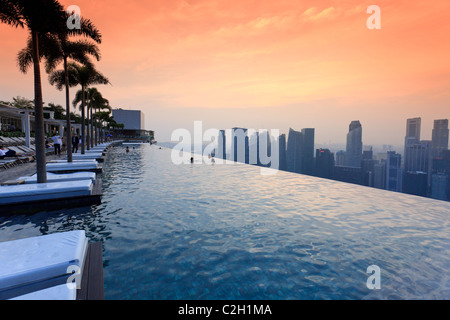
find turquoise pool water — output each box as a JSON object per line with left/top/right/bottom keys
{"left": 0, "top": 144, "right": 449, "bottom": 299}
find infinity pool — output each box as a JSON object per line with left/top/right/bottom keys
{"left": 0, "top": 144, "right": 449, "bottom": 299}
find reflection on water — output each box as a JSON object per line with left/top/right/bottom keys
{"left": 0, "top": 144, "right": 449, "bottom": 300}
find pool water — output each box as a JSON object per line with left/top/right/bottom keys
{"left": 0, "top": 144, "right": 449, "bottom": 300}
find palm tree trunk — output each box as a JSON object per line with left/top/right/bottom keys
{"left": 81, "top": 85, "right": 86, "bottom": 154}
{"left": 64, "top": 56, "right": 73, "bottom": 162}
{"left": 96, "top": 107, "right": 99, "bottom": 146}
{"left": 32, "top": 30, "right": 47, "bottom": 184}
{"left": 86, "top": 92, "right": 90, "bottom": 150}
{"left": 90, "top": 104, "right": 94, "bottom": 147}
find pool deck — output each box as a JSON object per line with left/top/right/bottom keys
{"left": 77, "top": 242, "right": 104, "bottom": 300}
{"left": 0, "top": 152, "right": 65, "bottom": 184}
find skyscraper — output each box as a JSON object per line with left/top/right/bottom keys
{"left": 431, "top": 173, "right": 449, "bottom": 201}
{"left": 386, "top": 151, "right": 402, "bottom": 192}
{"left": 216, "top": 130, "right": 226, "bottom": 160}
{"left": 404, "top": 117, "right": 421, "bottom": 166}
{"left": 361, "top": 148, "right": 377, "bottom": 187}
{"left": 315, "top": 148, "right": 334, "bottom": 179}
{"left": 404, "top": 140, "right": 431, "bottom": 173}
{"left": 373, "top": 160, "right": 386, "bottom": 190}
{"left": 335, "top": 150, "right": 346, "bottom": 166}
{"left": 431, "top": 119, "right": 449, "bottom": 158}
{"left": 301, "top": 128, "right": 315, "bottom": 175}
{"left": 406, "top": 117, "right": 421, "bottom": 141}
{"left": 278, "top": 134, "right": 287, "bottom": 171}
{"left": 345, "top": 121, "right": 363, "bottom": 168}
{"left": 231, "top": 127, "right": 249, "bottom": 164}
{"left": 286, "top": 128, "right": 303, "bottom": 174}
{"left": 403, "top": 171, "right": 428, "bottom": 197}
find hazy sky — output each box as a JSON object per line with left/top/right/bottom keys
{"left": 0, "top": 0, "right": 449, "bottom": 146}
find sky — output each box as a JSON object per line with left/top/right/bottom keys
{"left": 0, "top": 0, "right": 449, "bottom": 147}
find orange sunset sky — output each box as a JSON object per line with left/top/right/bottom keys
{"left": 0, "top": 0, "right": 449, "bottom": 146}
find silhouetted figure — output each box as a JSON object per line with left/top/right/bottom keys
{"left": 72, "top": 135, "right": 79, "bottom": 153}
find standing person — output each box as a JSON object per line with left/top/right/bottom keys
{"left": 72, "top": 134, "right": 79, "bottom": 153}
{"left": 52, "top": 133, "right": 62, "bottom": 156}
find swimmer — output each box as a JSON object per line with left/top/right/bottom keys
{"left": 126, "top": 147, "right": 130, "bottom": 153}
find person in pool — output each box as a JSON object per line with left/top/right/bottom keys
{"left": 126, "top": 147, "right": 130, "bottom": 153}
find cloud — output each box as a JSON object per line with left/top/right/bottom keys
{"left": 302, "top": 7, "right": 337, "bottom": 21}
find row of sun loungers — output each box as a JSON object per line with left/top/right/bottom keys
{"left": 0, "top": 142, "right": 116, "bottom": 214}
{"left": 0, "top": 136, "right": 36, "bottom": 147}
{"left": 0, "top": 142, "right": 118, "bottom": 299}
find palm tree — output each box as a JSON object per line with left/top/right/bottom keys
{"left": 1, "top": 0, "right": 67, "bottom": 183}
{"left": 50, "top": 63, "right": 110, "bottom": 154}
{"left": 45, "top": 103, "right": 65, "bottom": 120}
{"left": 18, "top": 16, "right": 102, "bottom": 162}
{"left": 84, "top": 88, "right": 110, "bottom": 147}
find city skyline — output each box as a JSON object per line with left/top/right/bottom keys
{"left": 0, "top": 0, "right": 449, "bottom": 144}
{"left": 207, "top": 115, "right": 449, "bottom": 201}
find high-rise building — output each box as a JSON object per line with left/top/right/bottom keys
{"left": 431, "top": 119, "right": 449, "bottom": 159}
{"left": 386, "top": 151, "right": 402, "bottom": 192}
{"left": 286, "top": 128, "right": 315, "bottom": 175}
{"left": 112, "top": 109, "right": 145, "bottom": 130}
{"left": 404, "top": 117, "right": 421, "bottom": 166}
{"left": 431, "top": 173, "right": 449, "bottom": 201}
{"left": 286, "top": 128, "right": 303, "bottom": 174}
{"left": 278, "top": 134, "right": 287, "bottom": 171}
{"left": 231, "top": 127, "right": 249, "bottom": 164}
{"left": 216, "top": 130, "right": 226, "bottom": 160}
{"left": 373, "top": 160, "right": 386, "bottom": 190}
{"left": 333, "top": 166, "right": 363, "bottom": 185}
{"left": 431, "top": 150, "right": 450, "bottom": 201}
{"left": 406, "top": 117, "right": 421, "bottom": 141}
{"left": 361, "top": 148, "right": 377, "bottom": 187}
{"left": 335, "top": 150, "right": 346, "bottom": 166}
{"left": 404, "top": 140, "right": 431, "bottom": 173}
{"left": 301, "top": 128, "right": 315, "bottom": 175}
{"left": 345, "top": 121, "right": 363, "bottom": 168}
{"left": 315, "top": 148, "right": 334, "bottom": 179}
{"left": 403, "top": 171, "right": 428, "bottom": 197}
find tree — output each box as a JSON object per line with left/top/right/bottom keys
{"left": 12, "top": 96, "right": 34, "bottom": 109}
{"left": 45, "top": 103, "right": 65, "bottom": 120}
{"left": 85, "top": 88, "right": 110, "bottom": 146}
{"left": 17, "top": 14, "right": 102, "bottom": 162}
{"left": 50, "top": 63, "right": 110, "bottom": 154}
{"left": 1, "top": 0, "right": 67, "bottom": 183}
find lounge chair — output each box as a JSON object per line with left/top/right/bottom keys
{"left": 19, "top": 172, "right": 97, "bottom": 184}
{"left": 0, "top": 231, "right": 88, "bottom": 300}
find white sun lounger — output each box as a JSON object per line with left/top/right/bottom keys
{"left": 0, "top": 180, "right": 93, "bottom": 205}
{"left": 0, "top": 231, "right": 88, "bottom": 300}
{"left": 10, "top": 284, "right": 76, "bottom": 300}
{"left": 72, "top": 153, "right": 103, "bottom": 160}
{"left": 47, "top": 162, "right": 100, "bottom": 173}
{"left": 19, "top": 172, "right": 96, "bottom": 184}
{"left": 48, "top": 159, "right": 98, "bottom": 163}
